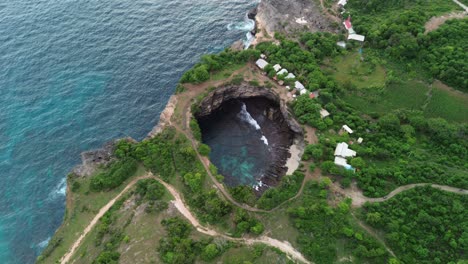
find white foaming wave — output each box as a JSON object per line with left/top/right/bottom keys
{"left": 227, "top": 11, "right": 256, "bottom": 49}
{"left": 238, "top": 103, "right": 261, "bottom": 130}
{"left": 253, "top": 180, "right": 268, "bottom": 191}
{"left": 48, "top": 178, "right": 66, "bottom": 200}
{"left": 260, "top": 135, "right": 269, "bottom": 145}
{"left": 36, "top": 237, "right": 51, "bottom": 249}
{"left": 227, "top": 15, "right": 255, "bottom": 31}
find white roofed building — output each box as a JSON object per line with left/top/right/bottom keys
{"left": 256, "top": 59, "right": 269, "bottom": 70}
{"left": 320, "top": 109, "right": 330, "bottom": 118}
{"left": 341, "top": 125, "right": 354, "bottom": 134}
{"left": 273, "top": 64, "right": 282, "bottom": 72}
{"left": 348, "top": 34, "right": 365, "bottom": 42}
{"left": 334, "top": 142, "right": 356, "bottom": 158}
{"left": 277, "top": 69, "right": 288, "bottom": 76}
{"left": 338, "top": 0, "right": 348, "bottom": 6}
{"left": 295, "top": 81, "right": 305, "bottom": 91}
{"left": 286, "top": 73, "right": 296, "bottom": 79}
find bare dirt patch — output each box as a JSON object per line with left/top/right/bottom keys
{"left": 424, "top": 11, "right": 467, "bottom": 33}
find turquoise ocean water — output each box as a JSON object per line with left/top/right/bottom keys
{"left": 0, "top": 0, "right": 256, "bottom": 262}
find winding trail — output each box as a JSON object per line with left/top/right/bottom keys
{"left": 60, "top": 173, "right": 311, "bottom": 264}
{"left": 453, "top": 0, "right": 468, "bottom": 12}
{"left": 344, "top": 182, "right": 468, "bottom": 207}
{"left": 60, "top": 175, "right": 154, "bottom": 264}
{"left": 350, "top": 213, "right": 397, "bottom": 258}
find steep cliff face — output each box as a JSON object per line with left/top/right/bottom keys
{"left": 195, "top": 83, "right": 302, "bottom": 135}
{"left": 195, "top": 84, "right": 303, "bottom": 188}
{"left": 255, "top": 0, "right": 335, "bottom": 36}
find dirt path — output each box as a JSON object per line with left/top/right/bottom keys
{"left": 344, "top": 182, "right": 468, "bottom": 207}
{"left": 155, "top": 175, "right": 311, "bottom": 264}
{"left": 60, "top": 175, "right": 155, "bottom": 264}
{"left": 424, "top": 11, "right": 466, "bottom": 33}
{"left": 351, "top": 213, "right": 397, "bottom": 258}
{"left": 453, "top": 0, "right": 468, "bottom": 11}
{"left": 61, "top": 173, "right": 311, "bottom": 264}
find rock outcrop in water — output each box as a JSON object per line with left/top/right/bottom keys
{"left": 195, "top": 83, "right": 302, "bottom": 188}
{"left": 254, "top": 0, "right": 335, "bottom": 36}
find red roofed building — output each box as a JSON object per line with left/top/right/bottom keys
{"left": 309, "top": 93, "right": 315, "bottom": 99}
{"left": 343, "top": 16, "right": 352, "bottom": 29}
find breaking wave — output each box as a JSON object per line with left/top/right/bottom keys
{"left": 227, "top": 12, "right": 256, "bottom": 49}
{"left": 260, "top": 135, "right": 269, "bottom": 145}
{"left": 238, "top": 103, "right": 261, "bottom": 130}
{"left": 48, "top": 178, "right": 66, "bottom": 200}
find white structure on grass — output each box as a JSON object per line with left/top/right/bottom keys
{"left": 348, "top": 34, "right": 365, "bottom": 42}
{"left": 320, "top": 109, "right": 330, "bottom": 118}
{"left": 286, "top": 73, "right": 296, "bottom": 79}
{"left": 334, "top": 142, "right": 356, "bottom": 158}
{"left": 295, "top": 81, "right": 305, "bottom": 91}
{"left": 277, "top": 68, "right": 288, "bottom": 76}
{"left": 334, "top": 142, "right": 356, "bottom": 170}
{"left": 341, "top": 125, "right": 354, "bottom": 134}
{"left": 256, "top": 59, "right": 269, "bottom": 70}
{"left": 273, "top": 64, "right": 282, "bottom": 72}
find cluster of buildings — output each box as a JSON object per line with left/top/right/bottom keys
{"left": 333, "top": 125, "right": 363, "bottom": 170}
{"left": 255, "top": 55, "right": 308, "bottom": 96}
{"left": 338, "top": 0, "right": 366, "bottom": 42}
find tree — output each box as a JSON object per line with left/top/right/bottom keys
{"left": 201, "top": 244, "right": 220, "bottom": 261}
{"left": 183, "top": 172, "right": 203, "bottom": 193}
{"left": 351, "top": 157, "right": 366, "bottom": 169}
{"left": 198, "top": 144, "right": 211, "bottom": 156}
{"left": 378, "top": 113, "right": 400, "bottom": 132}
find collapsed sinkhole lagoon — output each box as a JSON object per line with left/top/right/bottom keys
{"left": 194, "top": 84, "right": 302, "bottom": 191}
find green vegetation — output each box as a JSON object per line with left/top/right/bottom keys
{"left": 420, "top": 19, "right": 467, "bottom": 90}
{"left": 257, "top": 172, "right": 305, "bottom": 210}
{"left": 89, "top": 158, "right": 138, "bottom": 192}
{"left": 348, "top": 0, "right": 466, "bottom": 91}
{"left": 330, "top": 52, "right": 386, "bottom": 89}
{"left": 256, "top": 32, "right": 342, "bottom": 91}
{"left": 292, "top": 90, "right": 467, "bottom": 196}
{"left": 361, "top": 187, "right": 468, "bottom": 263}
{"left": 180, "top": 49, "right": 260, "bottom": 84}
{"left": 41, "top": 16, "right": 468, "bottom": 263}
{"left": 289, "top": 181, "right": 389, "bottom": 263}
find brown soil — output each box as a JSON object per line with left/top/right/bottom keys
{"left": 424, "top": 11, "right": 466, "bottom": 33}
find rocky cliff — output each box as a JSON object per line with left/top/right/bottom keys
{"left": 255, "top": 0, "right": 335, "bottom": 37}
{"left": 195, "top": 83, "right": 303, "bottom": 188}
{"left": 195, "top": 83, "right": 302, "bottom": 135}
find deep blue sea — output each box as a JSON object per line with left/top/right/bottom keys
{"left": 0, "top": 1, "right": 257, "bottom": 263}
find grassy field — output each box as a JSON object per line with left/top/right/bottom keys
{"left": 343, "top": 80, "right": 429, "bottom": 114}
{"left": 68, "top": 190, "right": 177, "bottom": 264}
{"left": 217, "top": 245, "right": 292, "bottom": 264}
{"left": 336, "top": 56, "right": 468, "bottom": 123}
{"left": 38, "top": 165, "right": 147, "bottom": 263}
{"left": 424, "top": 84, "right": 468, "bottom": 123}
{"left": 210, "top": 63, "right": 245, "bottom": 81}
{"left": 330, "top": 52, "right": 386, "bottom": 89}
{"left": 343, "top": 81, "right": 468, "bottom": 123}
